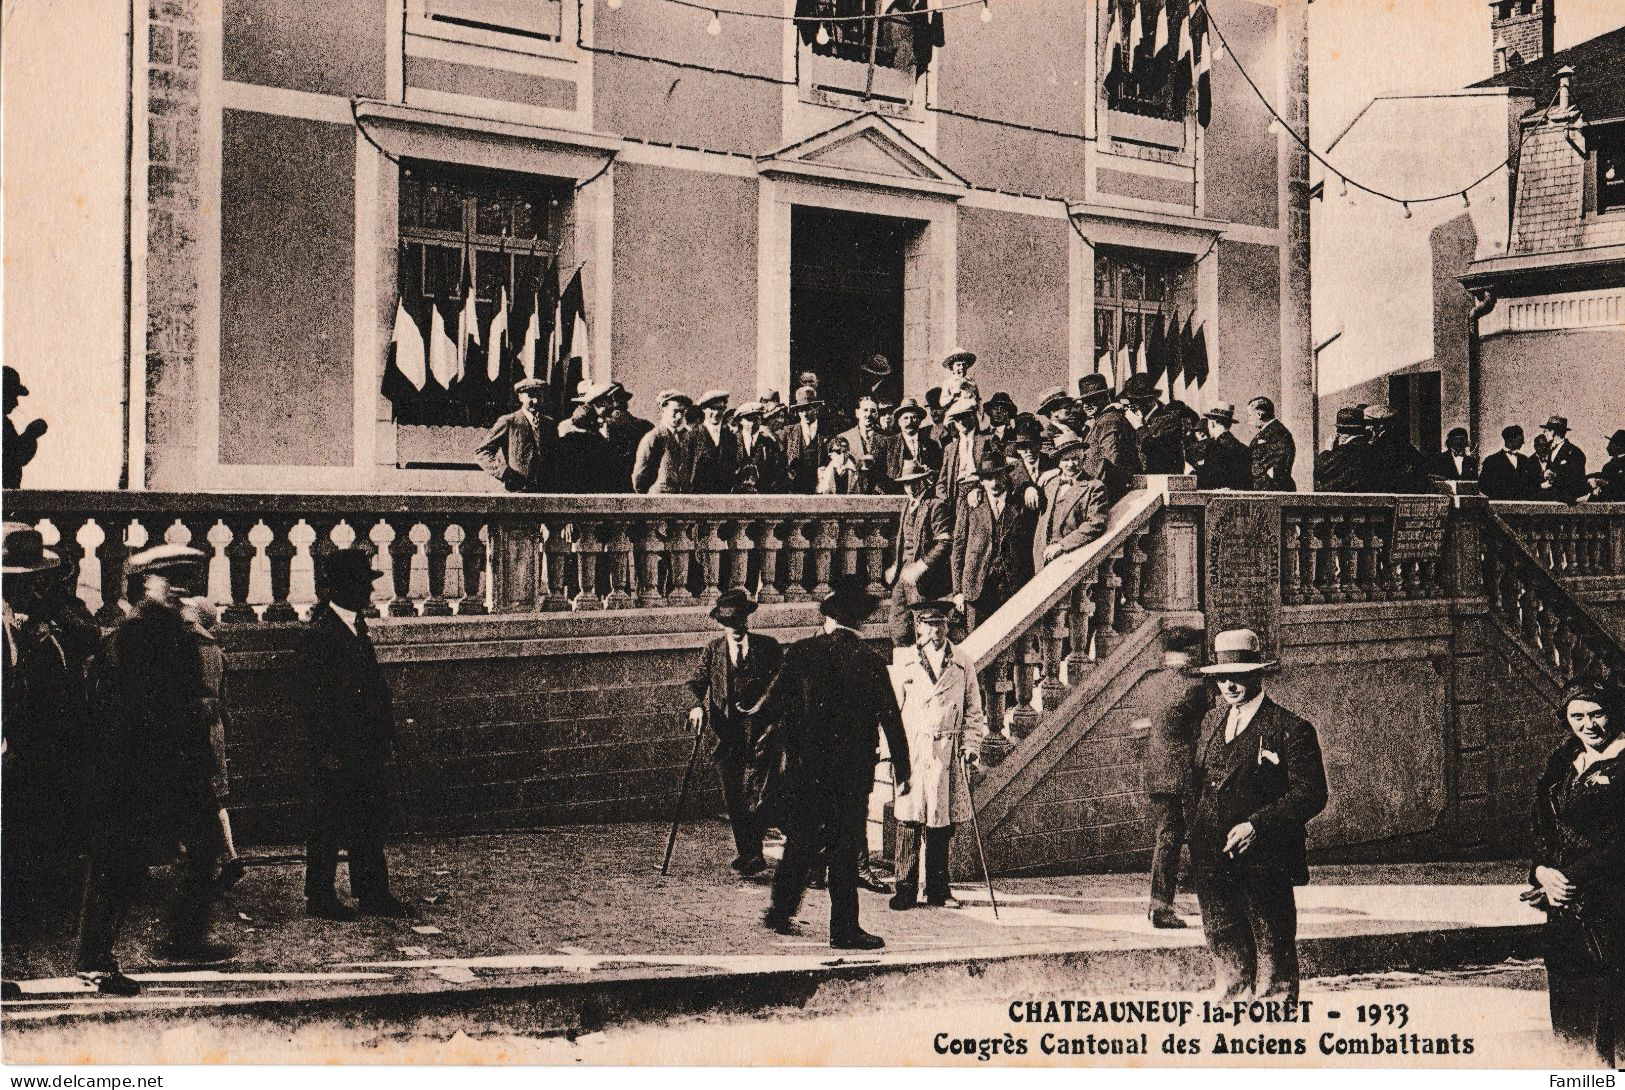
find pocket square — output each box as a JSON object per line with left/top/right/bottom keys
{"left": 1593, "top": 773, "right": 1611, "bottom": 785}
{"left": 1259, "top": 748, "right": 1280, "bottom": 766}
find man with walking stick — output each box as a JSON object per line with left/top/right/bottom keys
{"left": 887, "top": 600, "right": 987, "bottom": 911}
{"left": 681, "top": 589, "right": 782, "bottom": 877}
{"left": 760, "top": 577, "right": 912, "bottom": 949}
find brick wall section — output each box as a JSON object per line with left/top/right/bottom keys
{"left": 145, "top": 0, "right": 203, "bottom": 488}
{"left": 1492, "top": 6, "right": 1552, "bottom": 74}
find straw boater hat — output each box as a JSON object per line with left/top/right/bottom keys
{"left": 894, "top": 458, "right": 934, "bottom": 484}
{"left": 734, "top": 400, "right": 765, "bottom": 420}
{"left": 820, "top": 575, "right": 879, "bottom": 628}
{"left": 1204, "top": 403, "right": 1238, "bottom": 428}
{"left": 1198, "top": 628, "right": 1278, "bottom": 675}
{"left": 941, "top": 349, "right": 976, "bottom": 371}
{"left": 126, "top": 542, "right": 207, "bottom": 578}
{"left": 709, "top": 587, "right": 757, "bottom": 625}
{"left": 1, "top": 523, "right": 59, "bottom": 575}
{"left": 1036, "top": 386, "right": 1072, "bottom": 415}
{"left": 1363, "top": 404, "right": 1396, "bottom": 424}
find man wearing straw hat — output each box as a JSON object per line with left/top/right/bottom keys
{"left": 76, "top": 544, "right": 234, "bottom": 996}
{"left": 1189, "top": 628, "right": 1327, "bottom": 1002}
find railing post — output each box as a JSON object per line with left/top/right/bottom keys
{"left": 421, "top": 517, "right": 455, "bottom": 617}
{"left": 221, "top": 516, "right": 257, "bottom": 624}
{"left": 1444, "top": 496, "right": 1487, "bottom": 600}
{"left": 756, "top": 518, "right": 785, "bottom": 605}
{"left": 459, "top": 522, "right": 489, "bottom": 615}
{"left": 490, "top": 517, "right": 540, "bottom": 614}
{"left": 636, "top": 519, "right": 668, "bottom": 609}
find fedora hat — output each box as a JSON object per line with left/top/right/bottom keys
{"left": 1363, "top": 404, "right": 1396, "bottom": 423}
{"left": 1076, "top": 374, "right": 1112, "bottom": 402}
{"left": 573, "top": 379, "right": 616, "bottom": 404}
{"left": 973, "top": 448, "right": 1009, "bottom": 478}
{"left": 1198, "top": 628, "right": 1278, "bottom": 675}
{"left": 820, "top": 575, "right": 879, "bottom": 628}
{"left": 319, "top": 547, "right": 387, "bottom": 590}
{"left": 1607, "top": 429, "right": 1625, "bottom": 447}
{"left": 709, "top": 587, "right": 757, "bottom": 624}
{"left": 126, "top": 542, "right": 207, "bottom": 578}
{"left": 1335, "top": 406, "right": 1365, "bottom": 434}
{"left": 1204, "top": 403, "right": 1237, "bottom": 427}
{"left": 3, "top": 366, "right": 27, "bottom": 398}
{"left": 985, "top": 391, "right": 1018, "bottom": 414}
{"left": 893, "top": 397, "right": 926, "bottom": 423}
{"left": 790, "top": 385, "right": 822, "bottom": 411}
{"left": 941, "top": 349, "right": 976, "bottom": 371}
{"left": 607, "top": 382, "right": 630, "bottom": 402}
{"left": 1036, "top": 386, "right": 1071, "bottom": 415}
{"left": 1542, "top": 415, "right": 1569, "bottom": 434}
{"left": 759, "top": 389, "right": 784, "bottom": 407}
{"left": 894, "top": 457, "right": 935, "bottom": 484}
{"left": 697, "top": 389, "right": 730, "bottom": 409}
{"left": 1120, "top": 373, "right": 1161, "bottom": 401}
{"left": 514, "top": 377, "right": 547, "bottom": 395}
{"left": 1053, "top": 435, "right": 1088, "bottom": 460}
{"left": 1, "top": 522, "right": 59, "bottom": 574}
{"left": 908, "top": 598, "right": 955, "bottom": 621}
{"left": 861, "top": 354, "right": 892, "bottom": 380}
{"left": 657, "top": 389, "right": 693, "bottom": 408}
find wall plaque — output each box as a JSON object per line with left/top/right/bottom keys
{"left": 1203, "top": 497, "right": 1281, "bottom": 655}
{"left": 1390, "top": 496, "right": 1449, "bottom": 563}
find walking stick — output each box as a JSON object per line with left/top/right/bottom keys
{"left": 659, "top": 709, "right": 708, "bottom": 875}
{"left": 961, "top": 749, "right": 1000, "bottom": 919}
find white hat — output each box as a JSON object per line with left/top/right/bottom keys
{"left": 1197, "top": 628, "right": 1278, "bottom": 675}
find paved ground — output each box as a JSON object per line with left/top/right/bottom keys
{"left": 1, "top": 820, "right": 1550, "bottom": 1064}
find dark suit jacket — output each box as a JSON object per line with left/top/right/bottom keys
{"left": 1139, "top": 404, "right": 1188, "bottom": 475}
{"left": 759, "top": 628, "right": 911, "bottom": 827}
{"left": 476, "top": 410, "right": 556, "bottom": 492}
{"left": 1194, "top": 432, "right": 1252, "bottom": 491}
{"left": 632, "top": 425, "right": 690, "bottom": 494}
{"left": 1541, "top": 439, "right": 1589, "bottom": 502}
{"left": 1033, "top": 475, "right": 1109, "bottom": 572}
{"left": 879, "top": 431, "right": 943, "bottom": 492}
{"left": 1141, "top": 665, "right": 1210, "bottom": 796}
{"left": 1428, "top": 450, "right": 1478, "bottom": 482}
{"left": 687, "top": 633, "right": 783, "bottom": 760}
{"left": 1530, "top": 735, "right": 1625, "bottom": 948}
{"left": 554, "top": 421, "right": 618, "bottom": 494}
{"left": 1189, "top": 696, "right": 1327, "bottom": 886}
{"left": 1084, "top": 408, "right": 1142, "bottom": 502}
{"left": 782, "top": 421, "right": 830, "bottom": 494}
{"left": 1314, "top": 436, "right": 1372, "bottom": 494}
{"left": 292, "top": 605, "right": 396, "bottom": 773}
{"left": 736, "top": 428, "right": 786, "bottom": 493}
{"left": 1250, "top": 419, "right": 1297, "bottom": 492}
{"left": 605, "top": 413, "right": 654, "bottom": 489}
{"left": 1369, "top": 431, "right": 1431, "bottom": 494}
{"left": 1478, "top": 449, "right": 1539, "bottom": 501}
{"left": 1591, "top": 455, "right": 1625, "bottom": 502}
{"left": 895, "top": 493, "right": 953, "bottom": 600}
{"left": 951, "top": 489, "right": 1036, "bottom": 607}
{"left": 936, "top": 430, "right": 1002, "bottom": 513}
{"left": 687, "top": 424, "right": 741, "bottom": 494}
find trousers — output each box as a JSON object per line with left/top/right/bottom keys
{"left": 1148, "top": 793, "right": 1187, "bottom": 910}
{"left": 893, "top": 822, "right": 953, "bottom": 903}
{"left": 76, "top": 805, "right": 219, "bottom": 972}
{"left": 305, "top": 766, "right": 392, "bottom": 906}
{"left": 1195, "top": 868, "right": 1300, "bottom": 1002}
{"left": 1544, "top": 914, "right": 1625, "bottom": 1068}
{"left": 770, "top": 785, "right": 868, "bottom": 939}
{"left": 717, "top": 752, "right": 764, "bottom": 863}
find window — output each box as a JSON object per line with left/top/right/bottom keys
{"left": 1092, "top": 247, "right": 1190, "bottom": 386}
{"left": 394, "top": 161, "right": 570, "bottom": 427}
{"left": 1104, "top": 0, "right": 1192, "bottom": 123}
{"left": 1598, "top": 126, "right": 1625, "bottom": 215}
{"left": 425, "top": 0, "right": 563, "bottom": 41}
{"left": 798, "top": 0, "right": 940, "bottom": 107}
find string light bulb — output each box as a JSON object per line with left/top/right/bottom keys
{"left": 1338, "top": 176, "right": 1349, "bottom": 198}
{"left": 706, "top": 10, "right": 720, "bottom": 34}
{"left": 1401, "top": 201, "right": 1412, "bottom": 219}
{"left": 1268, "top": 117, "right": 1283, "bottom": 136}
{"left": 980, "top": 0, "right": 992, "bottom": 22}
{"left": 1211, "top": 38, "right": 1225, "bottom": 61}
{"left": 1461, "top": 190, "right": 1472, "bottom": 208}
{"left": 815, "top": 22, "right": 829, "bottom": 45}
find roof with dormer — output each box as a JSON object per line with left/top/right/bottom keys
{"left": 1471, "top": 24, "right": 1625, "bottom": 123}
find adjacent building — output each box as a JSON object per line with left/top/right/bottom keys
{"left": 8, "top": 0, "right": 1312, "bottom": 492}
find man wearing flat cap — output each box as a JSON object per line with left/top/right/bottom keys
{"left": 1313, "top": 406, "right": 1372, "bottom": 494}
{"left": 633, "top": 390, "right": 695, "bottom": 494}
{"left": 476, "top": 378, "right": 557, "bottom": 493}
{"left": 1363, "top": 404, "right": 1428, "bottom": 495}
{"left": 1538, "top": 415, "right": 1588, "bottom": 503}
{"left": 760, "top": 577, "right": 912, "bottom": 950}
{"left": 688, "top": 589, "right": 783, "bottom": 877}
{"left": 1188, "top": 629, "right": 1327, "bottom": 1002}
{"left": 77, "top": 544, "right": 232, "bottom": 996}
{"left": 887, "top": 599, "right": 986, "bottom": 911}
{"left": 688, "top": 390, "right": 741, "bottom": 494}
{"left": 295, "top": 548, "right": 414, "bottom": 922}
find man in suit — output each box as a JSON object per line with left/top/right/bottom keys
{"left": 296, "top": 549, "right": 414, "bottom": 922}
{"left": 887, "top": 599, "right": 986, "bottom": 911}
{"left": 1538, "top": 415, "right": 1588, "bottom": 503}
{"left": 1140, "top": 625, "right": 1209, "bottom": 929}
{"left": 937, "top": 394, "right": 998, "bottom": 517}
{"left": 3, "top": 366, "right": 46, "bottom": 489}
{"left": 687, "top": 589, "right": 782, "bottom": 877}
{"left": 984, "top": 392, "right": 1019, "bottom": 448}
{"left": 1313, "top": 406, "right": 1372, "bottom": 494}
{"left": 881, "top": 398, "right": 943, "bottom": 489}
{"left": 921, "top": 388, "right": 949, "bottom": 450}
{"left": 1123, "top": 374, "right": 1184, "bottom": 475}
{"left": 951, "top": 449, "right": 1035, "bottom": 633}
{"left": 839, "top": 395, "right": 886, "bottom": 466}
{"left": 1248, "top": 397, "right": 1297, "bottom": 492}
{"left": 1362, "top": 404, "right": 1429, "bottom": 494}
{"left": 603, "top": 383, "right": 653, "bottom": 491}
{"left": 782, "top": 385, "right": 830, "bottom": 494}
{"left": 1588, "top": 429, "right": 1625, "bottom": 502}
{"left": 631, "top": 390, "right": 694, "bottom": 494}
{"left": 888, "top": 460, "right": 953, "bottom": 647}
{"left": 687, "top": 390, "right": 741, "bottom": 494}
{"left": 76, "top": 545, "right": 233, "bottom": 997}
{"left": 1192, "top": 404, "right": 1252, "bottom": 491}
{"left": 761, "top": 578, "right": 912, "bottom": 950}
{"left": 1478, "top": 425, "right": 1540, "bottom": 501}
{"left": 1082, "top": 382, "right": 1141, "bottom": 504}
{"left": 555, "top": 381, "right": 619, "bottom": 494}
{"left": 1035, "top": 387, "right": 1080, "bottom": 466}
{"left": 1429, "top": 427, "right": 1478, "bottom": 483}
{"left": 1189, "top": 629, "right": 1328, "bottom": 1002}
{"left": 475, "top": 378, "right": 556, "bottom": 492}
{"left": 1034, "top": 437, "right": 1110, "bottom": 572}
{"left": 734, "top": 400, "right": 785, "bottom": 493}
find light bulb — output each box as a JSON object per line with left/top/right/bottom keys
{"left": 980, "top": 1, "right": 992, "bottom": 22}
{"left": 815, "top": 22, "right": 829, "bottom": 45}
{"left": 1461, "top": 190, "right": 1472, "bottom": 208}
{"left": 606, "top": 0, "right": 621, "bottom": 9}
{"left": 1268, "top": 117, "right": 1283, "bottom": 136}
{"left": 1338, "top": 176, "right": 1348, "bottom": 198}
{"left": 707, "top": 10, "right": 720, "bottom": 34}
{"left": 1401, "top": 202, "right": 1412, "bottom": 219}
{"left": 1211, "top": 39, "right": 1225, "bottom": 61}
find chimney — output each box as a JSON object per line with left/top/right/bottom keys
{"left": 1491, "top": 0, "right": 1555, "bottom": 74}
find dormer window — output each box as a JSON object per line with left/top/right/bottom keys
{"left": 1597, "top": 126, "right": 1625, "bottom": 215}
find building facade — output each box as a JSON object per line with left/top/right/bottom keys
{"left": 9, "top": 0, "right": 1311, "bottom": 492}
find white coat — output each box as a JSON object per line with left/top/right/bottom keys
{"left": 888, "top": 642, "right": 988, "bottom": 827}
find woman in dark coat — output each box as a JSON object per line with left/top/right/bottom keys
{"left": 1529, "top": 677, "right": 1625, "bottom": 1068}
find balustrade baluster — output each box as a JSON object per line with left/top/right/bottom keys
{"left": 384, "top": 520, "right": 419, "bottom": 617}
{"left": 1064, "top": 584, "right": 1096, "bottom": 685}
{"left": 637, "top": 520, "right": 669, "bottom": 608}
{"left": 1362, "top": 516, "right": 1390, "bottom": 601}
{"left": 262, "top": 518, "right": 300, "bottom": 622}
{"left": 95, "top": 518, "right": 139, "bottom": 624}
{"left": 1282, "top": 514, "right": 1305, "bottom": 606}
{"left": 1040, "top": 606, "right": 1069, "bottom": 712}
{"left": 695, "top": 519, "right": 725, "bottom": 606}
{"left": 835, "top": 517, "right": 863, "bottom": 584}
{"left": 1009, "top": 635, "right": 1041, "bottom": 739}
{"left": 782, "top": 519, "right": 812, "bottom": 602}
{"left": 1305, "top": 517, "right": 1328, "bottom": 602}
{"left": 604, "top": 521, "right": 635, "bottom": 609}
{"left": 756, "top": 519, "right": 785, "bottom": 604}
{"left": 540, "top": 520, "right": 574, "bottom": 611}
{"left": 459, "top": 522, "right": 489, "bottom": 614}
{"left": 724, "top": 520, "right": 754, "bottom": 593}
{"left": 420, "top": 518, "right": 454, "bottom": 616}
{"left": 666, "top": 519, "right": 697, "bottom": 606}
{"left": 571, "top": 520, "right": 606, "bottom": 611}
{"left": 808, "top": 519, "right": 836, "bottom": 599}
{"left": 863, "top": 519, "right": 889, "bottom": 598}
{"left": 1333, "top": 516, "right": 1356, "bottom": 601}
{"left": 1091, "top": 556, "right": 1123, "bottom": 658}
{"left": 1117, "top": 532, "right": 1150, "bottom": 631}
{"left": 219, "top": 517, "right": 257, "bottom": 623}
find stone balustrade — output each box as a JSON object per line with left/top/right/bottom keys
{"left": 1, "top": 490, "right": 906, "bottom": 624}
{"left": 1494, "top": 502, "right": 1625, "bottom": 582}
{"left": 1279, "top": 496, "right": 1452, "bottom": 605}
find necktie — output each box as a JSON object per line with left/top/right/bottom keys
{"left": 355, "top": 615, "right": 369, "bottom": 640}
{"left": 1225, "top": 707, "right": 1242, "bottom": 743}
{"left": 731, "top": 637, "right": 746, "bottom": 666}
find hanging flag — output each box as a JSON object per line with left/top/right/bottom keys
{"left": 1126, "top": 0, "right": 1143, "bottom": 73}
{"left": 381, "top": 296, "right": 426, "bottom": 410}
{"left": 1116, "top": 315, "right": 1132, "bottom": 386}
{"left": 1196, "top": 20, "right": 1213, "bottom": 127}
{"left": 455, "top": 249, "right": 478, "bottom": 384}
{"left": 1135, "top": 320, "right": 1150, "bottom": 376}
{"left": 1175, "top": 6, "right": 1194, "bottom": 100}
{"left": 517, "top": 290, "right": 542, "bottom": 380}
{"left": 1104, "top": 1, "right": 1124, "bottom": 87}
{"left": 1190, "top": 322, "right": 1210, "bottom": 388}
{"left": 427, "top": 292, "right": 458, "bottom": 391}
{"left": 1152, "top": 0, "right": 1168, "bottom": 55}
{"left": 1145, "top": 311, "right": 1164, "bottom": 386}
{"left": 1166, "top": 311, "right": 1186, "bottom": 398}
{"left": 486, "top": 285, "right": 509, "bottom": 384}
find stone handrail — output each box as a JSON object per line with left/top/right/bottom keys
{"left": 960, "top": 482, "right": 1171, "bottom": 768}
{"left": 1, "top": 489, "right": 906, "bottom": 624}
{"left": 1278, "top": 494, "right": 1452, "bottom": 604}
{"left": 1481, "top": 508, "right": 1625, "bottom": 683}
{"left": 1492, "top": 501, "right": 1625, "bottom": 582}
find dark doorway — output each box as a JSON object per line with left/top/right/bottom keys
{"left": 790, "top": 207, "right": 907, "bottom": 429}
{"left": 1389, "top": 371, "right": 1442, "bottom": 455}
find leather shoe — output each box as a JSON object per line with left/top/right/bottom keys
{"left": 153, "top": 939, "right": 236, "bottom": 965}
{"left": 307, "top": 898, "right": 359, "bottom": 921}
{"left": 358, "top": 897, "right": 417, "bottom": 919}
{"left": 732, "top": 856, "right": 768, "bottom": 877}
{"left": 888, "top": 891, "right": 917, "bottom": 911}
{"left": 856, "top": 866, "right": 892, "bottom": 895}
{"left": 762, "top": 910, "right": 800, "bottom": 936}
{"left": 217, "top": 857, "right": 248, "bottom": 891}
{"left": 78, "top": 971, "right": 142, "bottom": 998}
{"left": 830, "top": 929, "right": 885, "bottom": 951}
{"left": 1148, "top": 908, "right": 1187, "bottom": 929}
{"left": 926, "top": 895, "right": 963, "bottom": 909}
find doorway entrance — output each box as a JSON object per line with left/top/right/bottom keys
{"left": 789, "top": 207, "right": 909, "bottom": 427}
{"left": 1389, "top": 371, "right": 1442, "bottom": 455}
